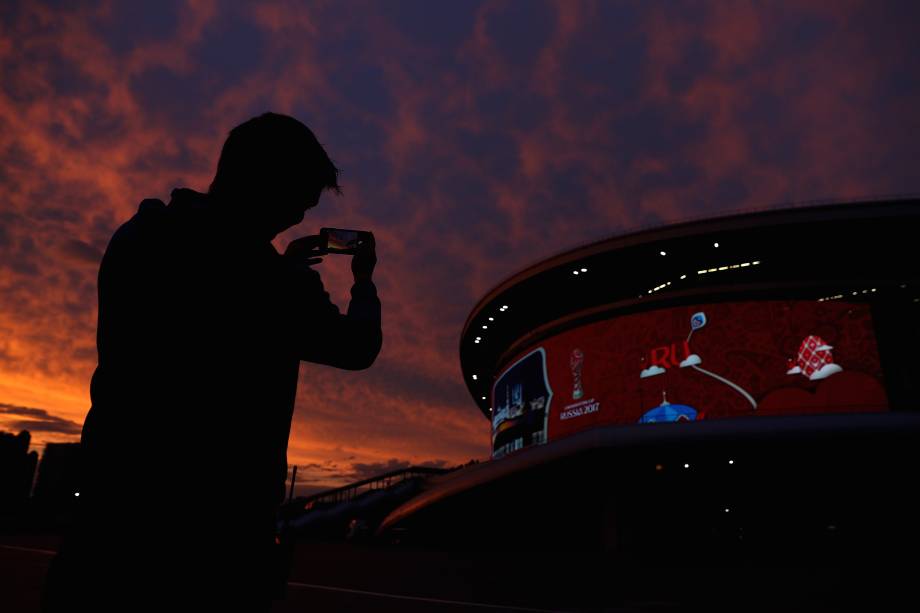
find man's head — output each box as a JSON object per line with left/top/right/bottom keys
{"left": 208, "top": 113, "right": 341, "bottom": 240}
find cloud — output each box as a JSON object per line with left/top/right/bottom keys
{"left": 56, "top": 238, "right": 103, "bottom": 265}
{"left": 1, "top": 0, "right": 919, "bottom": 482}
{"left": 0, "top": 402, "right": 83, "bottom": 435}
{"left": 640, "top": 365, "right": 666, "bottom": 379}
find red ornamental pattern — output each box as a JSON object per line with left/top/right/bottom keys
{"left": 796, "top": 335, "right": 834, "bottom": 378}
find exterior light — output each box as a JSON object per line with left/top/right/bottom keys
{"left": 488, "top": 317, "right": 494, "bottom": 321}
{"left": 683, "top": 463, "right": 690, "bottom": 469}
{"left": 680, "top": 274, "right": 687, "bottom": 279}
{"left": 474, "top": 339, "right": 480, "bottom": 344}
{"left": 75, "top": 492, "right": 80, "bottom": 497}
{"left": 502, "top": 305, "right": 508, "bottom": 309}
{"left": 580, "top": 268, "right": 587, "bottom": 272}
{"left": 482, "top": 325, "right": 488, "bottom": 329}
{"left": 740, "top": 262, "right": 750, "bottom": 267}
{"left": 472, "top": 375, "right": 478, "bottom": 380}
{"left": 714, "top": 242, "right": 720, "bottom": 248}
{"left": 724, "top": 508, "right": 730, "bottom": 513}
{"left": 481, "top": 396, "right": 486, "bottom": 400}
{"left": 573, "top": 270, "right": 579, "bottom": 275}
{"left": 728, "top": 460, "right": 734, "bottom": 465}
{"left": 660, "top": 251, "right": 667, "bottom": 256}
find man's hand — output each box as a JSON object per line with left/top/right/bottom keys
{"left": 284, "top": 235, "right": 325, "bottom": 269}
{"left": 352, "top": 232, "right": 376, "bottom": 283}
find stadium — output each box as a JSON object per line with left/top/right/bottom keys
{"left": 371, "top": 197, "right": 920, "bottom": 607}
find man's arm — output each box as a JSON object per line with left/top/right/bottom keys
{"left": 283, "top": 235, "right": 382, "bottom": 370}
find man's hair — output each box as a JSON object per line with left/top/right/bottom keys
{"left": 209, "top": 112, "right": 341, "bottom": 197}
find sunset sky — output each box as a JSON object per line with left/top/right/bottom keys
{"left": 1, "top": 1, "right": 919, "bottom": 495}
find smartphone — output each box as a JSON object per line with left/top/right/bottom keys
{"left": 320, "top": 227, "right": 372, "bottom": 255}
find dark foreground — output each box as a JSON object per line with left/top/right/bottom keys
{"left": 2, "top": 532, "right": 914, "bottom": 612}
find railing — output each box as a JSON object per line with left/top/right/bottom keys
{"left": 298, "top": 466, "right": 452, "bottom": 509}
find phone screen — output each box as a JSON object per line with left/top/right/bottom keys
{"left": 322, "top": 228, "right": 368, "bottom": 254}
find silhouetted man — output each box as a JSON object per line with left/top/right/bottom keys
{"left": 43, "top": 113, "right": 382, "bottom": 611}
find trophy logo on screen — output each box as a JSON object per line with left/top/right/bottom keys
{"left": 570, "top": 348, "right": 584, "bottom": 400}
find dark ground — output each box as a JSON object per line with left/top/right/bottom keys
{"left": 2, "top": 531, "right": 914, "bottom": 612}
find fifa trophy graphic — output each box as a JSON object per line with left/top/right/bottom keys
{"left": 570, "top": 348, "right": 584, "bottom": 400}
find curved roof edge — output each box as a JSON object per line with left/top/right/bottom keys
{"left": 461, "top": 196, "right": 920, "bottom": 342}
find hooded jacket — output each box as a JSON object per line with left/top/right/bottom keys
{"left": 79, "top": 187, "right": 382, "bottom": 535}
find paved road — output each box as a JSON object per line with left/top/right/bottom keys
{"left": 0, "top": 539, "right": 587, "bottom": 613}
{"left": 3, "top": 535, "right": 908, "bottom": 612}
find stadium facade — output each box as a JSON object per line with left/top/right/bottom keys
{"left": 379, "top": 199, "right": 920, "bottom": 567}
{"left": 460, "top": 198, "right": 919, "bottom": 458}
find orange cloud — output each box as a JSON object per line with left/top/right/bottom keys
{"left": 1, "top": 0, "right": 918, "bottom": 490}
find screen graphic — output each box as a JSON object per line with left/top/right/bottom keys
{"left": 492, "top": 349, "right": 553, "bottom": 459}
{"left": 491, "top": 301, "right": 888, "bottom": 457}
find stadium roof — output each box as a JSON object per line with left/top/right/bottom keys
{"left": 460, "top": 197, "right": 920, "bottom": 418}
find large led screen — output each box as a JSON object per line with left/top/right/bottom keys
{"left": 491, "top": 300, "right": 888, "bottom": 458}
